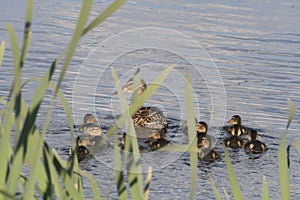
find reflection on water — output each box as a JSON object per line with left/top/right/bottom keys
{"left": 1, "top": 0, "right": 300, "bottom": 199}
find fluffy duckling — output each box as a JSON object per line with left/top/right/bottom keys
{"left": 75, "top": 137, "right": 91, "bottom": 162}
{"left": 224, "top": 136, "right": 244, "bottom": 149}
{"left": 78, "top": 113, "right": 102, "bottom": 134}
{"left": 227, "top": 124, "right": 247, "bottom": 136}
{"left": 196, "top": 121, "right": 220, "bottom": 162}
{"left": 116, "top": 69, "right": 168, "bottom": 131}
{"left": 146, "top": 137, "right": 170, "bottom": 151}
{"left": 119, "top": 132, "right": 169, "bottom": 152}
{"left": 226, "top": 115, "right": 252, "bottom": 135}
{"left": 244, "top": 130, "right": 268, "bottom": 154}
{"left": 198, "top": 136, "right": 220, "bottom": 162}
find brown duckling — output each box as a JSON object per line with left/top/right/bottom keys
{"left": 244, "top": 130, "right": 268, "bottom": 154}
{"left": 227, "top": 124, "right": 247, "bottom": 136}
{"left": 196, "top": 122, "right": 220, "bottom": 162}
{"left": 223, "top": 136, "right": 244, "bottom": 149}
{"left": 75, "top": 136, "right": 91, "bottom": 162}
{"left": 78, "top": 113, "right": 102, "bottom": 134}
{"left": 198, "top": 136, "right": 220, "bottom": 162}
{"left": 119, "top": 132, "right": 169, "bottom": 152}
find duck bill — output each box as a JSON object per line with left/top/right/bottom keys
{"left": 227, "top": 119, "right": 234, "bottom": 124}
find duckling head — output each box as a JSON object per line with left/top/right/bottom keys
{"left": 122, "top": 77, "right": 147, "bottom": 96}
{"left": 248, "top": 130, "right": 258, "bottom": 141}
{"left": 196, "top": 121, "right": 208, "bottom": 134}
{"left": 227, "top": 115, "right": 241, "bottom": 125}
{"left": 83, "top": 113, "right": 98, "bottom": 124}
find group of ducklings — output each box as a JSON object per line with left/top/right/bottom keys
{"left": 224, "top": 115, "right": 268, "bottom": 154}
{"left": 74, "top": 70, "right": 267, "bottom": 162}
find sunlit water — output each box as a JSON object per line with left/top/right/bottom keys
{"left": 1, "top": 1, "right": 300, "bottom": 199}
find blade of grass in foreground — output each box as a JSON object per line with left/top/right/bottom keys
{"left": 112, "top": 68, "right": 143, "bottom": 199}
{"left": 209, "top": 174, "right": 221, "bottom": 200}
{"left": 0, "top": 41, "right": 5, "bottom": 67}
{"left": 262, "top": 176, "right": 269, "bottom": 200}
{"left": 113, "top": 129, "right": 128, "bottom": 199}
{"left": 143, "top": 167, "right": 152, "bottom": 200}
{"left": 278, "top": 99, "right": 295, "bottom": 200}
{"left": 185, "top": 70, "right": 198, "bottom": 200}
{"left": 223, "top": 144, "right": 243, "bottom": 200}
{"left": 82, "top": 0, "right": 126, "bottom": 36}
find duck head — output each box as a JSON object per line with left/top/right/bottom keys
{"left": 196, "top": 121, "right": 208, "bottom": 134}
{"left": 227, "top": 115, "right": 241, "bottom": 125}
{"left": 83, "top": 113, "right": 98, "bottom": 124}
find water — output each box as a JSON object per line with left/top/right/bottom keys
{"left": 1, "top": 0, "right": 300, "bottom": 199}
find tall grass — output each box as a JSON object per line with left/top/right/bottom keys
{"left": 0, "top": 0, "right": 125, "bottom": 199}
{"left": 0, "top": 0, "right": 299, "bottom": 199}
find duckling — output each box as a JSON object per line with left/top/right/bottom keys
{"left": 196, "top": 122, "right": 220, "bottom": 162}
{"left": 76, "top": 146, "right": 91, "bottom": 162}
{"left": 146, "top": 137, "right": 170, "bottom": 151}
{"left": 78, "top": 113, "right": 101, "bottom": 134}
{"left": 119, "top": 131, "right": 169, "bottom": 152}
{"left": 226, "top": 115, "right": 251, "bottom": 135}
{"left": 115, "top": 69, "right": 168, "bottom": 131}
{"left": 227, "top": 124, "right": 247, "bottom": 137}
{"left": 223, "top": 136, "right": 244, "bottom": 149}
{"left": 198, "top": 136, "right": 220, "bottom": 162}
{"left": 75, "top": 136, "right": 91, "bottom": 162}
{"left": 227, "top": 115, "right": 242, "bottom": 125}
{"left": 244, "top": 130, "right": 267, "bottom": 154}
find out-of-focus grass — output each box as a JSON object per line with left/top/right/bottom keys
{"left": 0, "top": 0, "right": 125, "bottom": 199}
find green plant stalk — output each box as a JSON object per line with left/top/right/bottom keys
{"left": 112, "top": 68, "right": 143, "bottom": 199}
{"left": 185, "top": 71, "right": 198, "bottom": 200}
{"left": 209, "top": 174, "right": 221, "bottom": 200}
{"left": 55, "top": 0, "right": 93, "bottom": 94}
{"left": 143, "top": 167, "right": 152, "bottom": 200}
{"left": 278, "top": 99, "right": 294, "bottom": 200}
{"left": 0, "top": 41, "right": 5, "bottom": 68}
{"left": 114, "top": 131, "right": 128, "bottom": 199}
{"left": 223, "top": 144, "right": 243, "bottom": 200}
{"left": 262, "top": 176, "right": 269, "bottom": 200}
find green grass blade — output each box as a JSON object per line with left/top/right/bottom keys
{"left": 55, "top": 0, "right": 93, "bottom": 94}
{"left": 82, "top": 0, "right": 126, "bottom": 36}
{"left": 143, "top": 167, "right": 152, "bottom": 200}
{"left": 209, "top": 174, "right": 221, "bottom": 200}
{"left": 114, "top": 130, "right": 128, "bottom": 199}
{"left": 0, "top": 41, "right": 5, "bottom": 67}
{"left": 262, "top": 176, "right": 269, "bottom": 200}
{"left": 291, "top": 142, "right": 300, "bottom": 154}
{"left": 19, "top": 0, "right": 33, "bottom": 68}
{"left": 185, "top": 70, "right": 198, "bottom": 200}
{"left": 286, "top": 99, "right": 295, "bottom": 130}
{"left": 278, "top": 99, "right": 295, "bottom": 200}
{"left": 278, "top": 134, "right": 290, "bottom": 200}
{"left": 112, "top": 68, "right": 143, "bottom": 199}
{"left": 223, "top": 144, "right": 243, "bottom": 200}
{"left": 223, "top": 188, "right": 230, "bottom": 200}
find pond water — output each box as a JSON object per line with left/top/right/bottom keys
{"left": 1, "top": 0, "right": 300, "bottom": 199}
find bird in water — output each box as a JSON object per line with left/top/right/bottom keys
{"left": 244, "top": 130, "right": 267, "bottom": 154}
{"left": 196, "top": 121, "right": 220, "bottom": 162}
{"left": 114, "top": 68, "right": 168, "bottom": 131}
